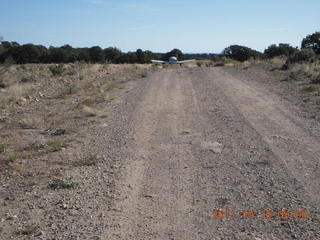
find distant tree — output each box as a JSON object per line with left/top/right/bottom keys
{"left": 14, "top": 44, "right": 48, "bottom": 63}
{"left": 301, "top": 32, "right": 320, "bottom": 54}
{"left": 0, "top": 41, "right": 19, "bottom": 63}
{"left": 104, "top": 47, "right": 122, "bottom": 63}
{"left": 1, "top": 40, "right": 220, "bottom": 65}
{"left": 59, "top": 44, "right": 79, "bottom": 62}
{"left": 143, "top": 50, "right": 159, "bottom": 63}
{"left": 89, "top": 46, "right": 105, "bottom": 63}
{"left": 78, "top": 48, "right": 90, "bottom": 62}
{"left": 117, "top": 52, "right": 137, "bottom": 63}
{"left": 222, "top": 45, "right": 262, "bottom": 62}
{"left": 136, "top": 49, "right": 146, "bottom": 63}
{"left": 48, "top": 46, "right": 69, "bottom": 63}
{"left": 162, "top": 49, "right": 184, "bottom": 61}
{"left": 264, "top": 43, "right": 297, "bottom": 58}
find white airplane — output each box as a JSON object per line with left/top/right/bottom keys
{"left": 151, "top": 56, "right": 196, "bottom": 64}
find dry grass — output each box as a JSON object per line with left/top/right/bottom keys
{"left": 285, "top": 62, "right": 320, "bottom": 83}
{"left": 0, "top": 63, "right": 154, "bottom": 179}
{"left": 0, "top": 143, "right": 8, "bottom": 153}
{"left": 82, "top": 98, "right": 96, "bottom": 107}
{"left": 83, "top": 105, "right": 101, "bottom": 117}
{"left": 244, "top": 57, "right": 320, "bottom": 84}
{"left": 73, "top": 152, "right": 102, "bottom": 167}
{"left": 18, "top": 117, "right": 43, "bottom": 129}
{"left": 269, "top": 57, "right": 287, "bottom": 70}
{"left": 47, "top": 140, "right": 63, "bottom": 152}
{"left": 213, "top": 57, "right": 239, "bottom": 67}
{"left": 106, "top": 82, "right": 118, "bottom": 91}
{"left": 0, "top": 63, "right": 156, "bottom": 240}
{"left": 301, "top": 86, "right": 319, "bottom": 93}
{"left": 7, "top": 85, "right": 27, "bottom": 102}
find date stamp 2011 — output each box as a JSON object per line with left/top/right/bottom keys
{"left": 209, "top": 209, "right": 310, "bottom": 220}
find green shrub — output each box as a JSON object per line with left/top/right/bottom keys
{"left": 312, "top": 74, "right": 320, "bottom": 84}
{"left": 48, "top": 179, "right": 75, "bottom": 190}
{"left": 47, "top": 140, "right": 63, "bottom": 152}
{"left": 0, "top": 79, "right": 5, "bottom": 88}
{"left": 214, "top": 62, "right": 225, "bottom": 67}
{"left": 0, "top": 144, "right": 8, "bottom": 153}
{"left": 287, "top": 49, "right": 316, "bottom": 64}
{"left": 301, "top": 86, "right": 318, "bottom": 92}
{"left": 49, "top": 64, "right": 65, "bottom": 76}
{"left": 6, "top": 154, "right": 17, "bottom": 164}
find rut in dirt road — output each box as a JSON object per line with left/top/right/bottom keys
{"left": 104, "top": 68, "right": 320, "bottom": 240}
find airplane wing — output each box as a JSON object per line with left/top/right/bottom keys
{"left": 177, "top": 59, "right": 196, "bottom": 64}
{"left": 151, "top": 60, "right": 165, "bottom": 63}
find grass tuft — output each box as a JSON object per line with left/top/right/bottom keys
{"left": 106, "top": 82, "right": 118, "bottom": 91}
{"left": 48, "top": 179, "right": 75, "bottom": 190}
{"left": 83, "top": 106, "right": 100, "bottom": 117}
{"left": 301, "top": 86, "right": 318, "bottom": 92}
{"left": 49, "top": 64, "right": 66, "bottom": 76}
{"left": 0, "top": 144, "right": 8, "bottom": 153}
{"left": 47, "top": 140, "right": 63, "bottom": 152}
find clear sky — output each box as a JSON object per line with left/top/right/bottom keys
{"left": 0, "top": 0, "right": 319, "bottom": 53}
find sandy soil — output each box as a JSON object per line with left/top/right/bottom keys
{"left": 1, "top": 66, "right": 320, "bottom": 239}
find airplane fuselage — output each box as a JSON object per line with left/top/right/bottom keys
{"left": 168, "top": 56, "right": 178, "bottom": 64}
{"left": 151, "top": 56, "right": 196, "bottom": 64}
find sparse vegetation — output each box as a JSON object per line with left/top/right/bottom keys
{"left": 49, "top": 64, "right": 66, "bottom": 76}
{"left": 82, "top": 98, "right": 96, "bottom": 106}
{"left": 6, "top": 154, "right": 18, "bottom": 163}
{"left": 301, "top": 86, "right": 318, "bottom": 92}
{"left": 15, "top": 224, "right": 40, "bottom": 236}
{"left": 19, "top": 117, "right": 42, "bottom": 129}
{"left": 73, "top": 153, "right": 101, "bottom": 167}
{"left": 140, "top": 72, "right": 148, "bottom": 78}
{"left": 83, "top": 106, "right": 100, "bottom": 117}
{"left": 0, "top": 144, "right": 8, "bottom": 153}
{"left": 214, "top": 62, "right": 225, "bottom": 67}
{"left": 106, "top": 82, "right": 118, "bottom": 91}
{"left": 0, "top": 79, "right": 6, "bottom": 88}
{"left": 47, "top": 140, "right": 63, "bottom": 152}
{"left": 7, "top": 85, "right": 26, "bottom": 102}
{"left": 48, "top": 179, "right": 75, "bottom": 190}
{"left": 312, "top": 75, "right": 320, "bottom": 84}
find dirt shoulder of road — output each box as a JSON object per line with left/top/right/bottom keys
{"left": 0, "top": 63, "right": 157, "bottom": 239}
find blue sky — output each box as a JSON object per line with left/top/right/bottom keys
{"left": 0, "top": 0, "right": 319, "bottom": 53}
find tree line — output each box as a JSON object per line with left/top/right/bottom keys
{"left": 222, "top": 31, "right": 320, "bottom": 62}
{"left": 0, "top": 42, "right": 218, "bottom": 65}
{"left": 0, "top": 31, "right": 319, "bottom": 64}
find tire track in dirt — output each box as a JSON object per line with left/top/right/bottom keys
{"left": 104, "top": 69, "right": 209, "bottom": 239}
{"left": 207, "top": 68, "right": 320, "bottom": 205}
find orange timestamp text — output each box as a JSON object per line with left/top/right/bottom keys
{"left": 209, "top": 209, "right": 309, "bottom": 220}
